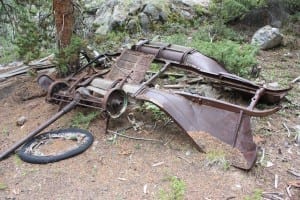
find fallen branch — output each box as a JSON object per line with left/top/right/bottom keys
{"left": 260, "top": 148, "right": 265, "bottom": 164}
{"left": 283, "top": 123, "right": 291, "bottom": 137}
{"left": 286, "top": 185, "right": 292, "bottom": 197}
{"left": 287, "top": 168, "right": 300, "bottom": 177}
{"left": 291, "top": 76, "right": 300, "bottom": 83}
{"left": 177, "top": 155, "right": 192, "bottom": 164}
{"left": 107, "top": 130, "right": 163, "bottom": 143}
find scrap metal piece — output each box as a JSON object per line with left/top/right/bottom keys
{"left": 135, "top": 88, "right": 257, "bottom": 169}
{"left": 88, "top": 77, "right": 284, "bottom": 169}
{"left": 105, "top": 49, "right": 155, "bottom": 84}
{"left": 132, "top": 40, "right": 291, "bottom": 104}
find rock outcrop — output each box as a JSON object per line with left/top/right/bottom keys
{"left": 84, "top": 0, "right": 210, "bottom": 35}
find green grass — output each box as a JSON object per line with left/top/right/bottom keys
{"left": 71, "top": 111, "right": 99, "bottom": 129}
{"left": 0, "top": 37, "right": 19, "bottom": 65}
{"left": 141, "top": 102, "right": 169, "bottom": 122}
{"left": 0, "top": 182, "right": 7, "bottom": 190}
{"left": 159, "top": 176, "right": 186, "bottom": 200}
{"left": 162, "top": 29, "right": 258, "bottom": 77}
{"left": 205, "top": 150, "right": 230, "bottom": 170}
{"left": 14, "top": 155, "right": 23, "bottom": 166}
{"left": 244, "top": 189, "right": 263, "bottom": 200}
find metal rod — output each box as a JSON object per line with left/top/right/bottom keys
{"left": 132, "top": 62, "right": 170, "bottom": 97}
{"left": 232, "top": 110, "right": 244, "bottom": 147}
{"left": 248, "top": 87, "right": 265, "bottom": 110}
{"left": 0, "top": 94, "right": 80, "bottom": 161}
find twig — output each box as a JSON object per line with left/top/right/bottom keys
{"left": 177, "top": 155, "right": 192, "bottom": 164}
{"left": 107, "top": 130, "right": 163, "bottom": 143}
{"left": 275, "top": 174, "right": 278, "bottom": 189}
{"left": 152, "top": 161, "right": 164, "bottom": 167}
{"left": 283, "top": 123, "right": 291, "bottom": 137}
{"left": 286, "top": 185, "right": 292, "bottom": 197}
{"left": 260, "top": 148, "right": 265, "bottom": 164}
{"left": 287, "top": 168, "right": 300, "bottom": 177}
{"left": 163, "top": 135, "right": 175, "bottom": 146}
{"left": 291, "top": 76, "right": 300, "bottom": 83}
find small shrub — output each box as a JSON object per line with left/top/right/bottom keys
{"left": 0, "top": 37, "right": 18, "bottom": 64}
{"left": 14, "top": 20, "right": 42, "bottom": 63}
{"left": 94, "top": 31, "right": 128, "bottom": 52}
{"left": 54, "top": 36, "right": 87, "bottom": 76}
{"left": 142, "top": 102, "right": 169, "bottom": 122}
{"left": 159, "top": 176, "right": 186, "bottom": 200}
{"left": 71, "top": 111, "right": 99, "bottom": 129}
{"left": 209, "top": 0, "right": 266, "bottom": 22}
{"left": 163, "top": 33, "right": 258, "bottom": 77}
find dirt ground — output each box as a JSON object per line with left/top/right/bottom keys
{"left": 0, "top": 46, "right": 299, "bottom": 200}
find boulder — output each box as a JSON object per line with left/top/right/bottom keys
{"left": 251, "top": 25, "right": 283, "bottom": 50}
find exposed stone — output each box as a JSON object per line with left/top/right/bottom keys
{"left": 17, "top": 116, "right": 27, "bottom": 126}
{"left": 88, "top": 0, "right": 210, "bottom": 35}
{"left": 138, "top": 12, "right": 151, "bottom": 32}
{"left": 251, "top": 25, "right": 283, "bottom": 50}
{"left": 142, "top": 4, "right": 161, "bottom": 21}
{"left": 127, "top": 18, "right": 139, "bottom": 34}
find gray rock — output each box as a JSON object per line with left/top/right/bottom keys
{"left": 143, "top": 4, "right": 161, "bottom": 21}
{"left": 251, "top": 25, "right": 283, "bottom": 50}
{"left": 138, "top": 12, "right": 151, "bottom": 32}
{"left": 90, "top": 0, "right": 211, "bottom": 35}
{"left": 127, "top": 18, "right": 139, "bottom": 34}
{"left": 17, "top": 116, "right": 27, "bottom": 126}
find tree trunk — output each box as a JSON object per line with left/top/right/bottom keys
{"left": 53, "top": 0, "right": 78, "bottom": 76}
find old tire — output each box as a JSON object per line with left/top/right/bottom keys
{"left": 18, "top": 128, "right": 94, "bottom": 164}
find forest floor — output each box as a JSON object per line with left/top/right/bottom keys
{"left": 0, "top": 39, "right": 299, "bottom": 200}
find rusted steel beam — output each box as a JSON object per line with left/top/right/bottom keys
{"left": 132, "top": 40, "right": 291, "bottom": 104}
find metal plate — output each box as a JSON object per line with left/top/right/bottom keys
{"left": 105, "top": 50, "right": 155, "bottom": 84}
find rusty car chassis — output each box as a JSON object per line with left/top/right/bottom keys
{"left": 0, "top": 40, "right": 291, "bottom": 170}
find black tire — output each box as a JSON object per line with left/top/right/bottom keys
{"left": 18, "top": 128, "right": 94, "bottom": 164}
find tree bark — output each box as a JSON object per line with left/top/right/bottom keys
{"left": 53, "top": 0, "right": 78, "bottom": 76}
{"left": 53, "top": 0, "right": 74, "bottom": 49}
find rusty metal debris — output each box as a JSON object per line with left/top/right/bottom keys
{"left": 0, "top": 40, "right": 291, "bottom": 169}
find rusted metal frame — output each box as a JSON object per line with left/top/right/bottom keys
{"left": 134, "top": 88, "right": 257, "bottom": 169}
{"left": 132, "top": 41, "right": 291, "bottom": 103}
{"left": 132, "top": 62, "right": 170, "bottom": 97}
{"left": 77, "top": 69, "right": 111, "bottom": 87}
{"left": 133, "top": 41, "right": 228, "bottom": 73}
{"left": 155, "top": 44, "right": 172, "bottom": 58}
{"left": 155, "top": 60, "right": 290, "bottom": 103}
{"left": 89, "top": 77, "right": 281, "bottom": 117}
{"left": 232, "top": 110, "right": 244, "bottom": 147}
{"left": 68, "top": 72, "right": 89, "bottom": 92}
{"left": 230, "top": 88, "right": 266, "bottom": 143}
{"left": 175, "top": 91, "right": 281, "bottom": 117}
{"left": 51, "top": 92, "right": 103, "bottom": 110}
{"left": 180, "top": 48, "right": 197, "bottom": 64}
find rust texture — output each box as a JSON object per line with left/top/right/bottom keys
{"left": 0, "top": 40, "right": 291, "bottom": 170}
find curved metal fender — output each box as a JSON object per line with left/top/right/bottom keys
{"left": 136, "top": 88, "right": 257, "bottom": 170}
